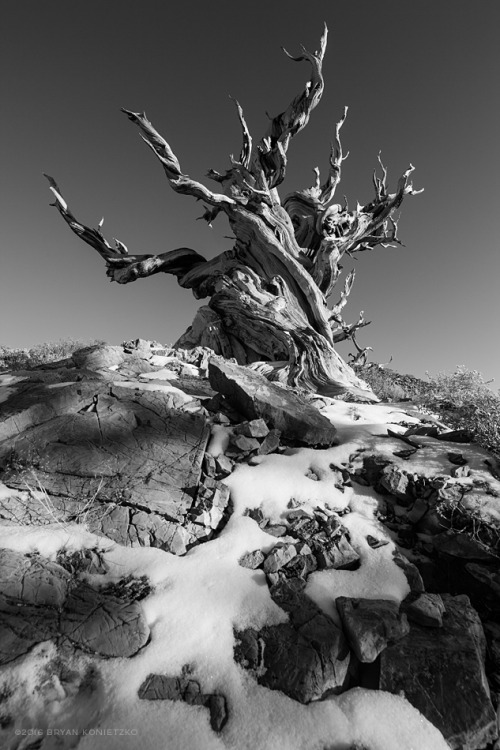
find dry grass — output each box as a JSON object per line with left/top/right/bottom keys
{"left": 0, "top": 338, "right": 106, "bottom": 371}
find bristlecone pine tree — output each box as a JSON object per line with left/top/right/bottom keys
{"left": 45, "top": 26, "right": 421, "bottom": 400}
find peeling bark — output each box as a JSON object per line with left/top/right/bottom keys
{"left": 46, "top": 26, "right": 421, "bottom": 399}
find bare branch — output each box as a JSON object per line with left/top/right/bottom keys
{"left": 230, "top": 96, "right": 252, "bottom": 169}
{"left": 330, "top": 269, "right": 355, "bottom": 318}
{"left": 318, "top": 106, "right": 349, "bottom": 205}
{"left": 121, "top": 109, "right": 235, "bottom": 214}
{"left": 44, "top": 174, "right": 206, "bottom": 284}
{"left": 331, "top": 309, "right": 371, "bottom": 343}
{"left": 254, "top": 24, "right": 328, "bottom": 189}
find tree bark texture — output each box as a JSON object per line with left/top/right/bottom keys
{"left": 46, "top": 25, "right": 421, "bottom": 399}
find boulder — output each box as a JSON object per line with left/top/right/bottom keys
{"left": 208, "top": 359, "right": 338, "bottom": 446}
{"left": 380, "top": 594, "right": 498, "bottom": 750}
{"left": 138, "top": 674, "right": 228, "bottom": 732}
{"left": 72, "top": 345, "right": 125, "bottom": 371}
{"left": 336, "top": 597, "right": 410, "bottom": 663}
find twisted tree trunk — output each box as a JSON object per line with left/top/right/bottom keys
{"left": 45, "top": 25, "right": 421, "bottom": 399}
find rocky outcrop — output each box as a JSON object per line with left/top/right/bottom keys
{"left": 0, "top": 352, "right": 234, "bottom": 553}
{"left": 208, "top": 358, "right": 338, "bottom": 446}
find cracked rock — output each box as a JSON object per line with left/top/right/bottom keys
{"left": 336, "top": 597, "right": 410, "bottom": 663}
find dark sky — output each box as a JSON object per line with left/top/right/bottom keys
{"left": 2, "top": 0, "right": 499, "bottom": 384}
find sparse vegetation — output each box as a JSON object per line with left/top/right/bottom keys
{"left": 0, "top": 338, "right": 106, "bottom": 371}
{"left": 417, "top": 367, "right": 500, "bottom": 460}
{"left": 358, "top": 363, "right": 500, "bottom": 460}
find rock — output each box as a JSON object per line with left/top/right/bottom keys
{"left": 203, "top": 453, "right": 217, "bottom": 477}
{"left": 60, "top": 582, "right": 150, "bottom": 657}
{"left": 208, "top": 358, "right": 338, "bottom": 446}
{"left": 214, "top": 454, "right": 234, "bottom": 477}
{"left": 392, "top": 550, "right": 425, "bottom": 593}
{"left": 287, "top": 507, "right": 315, "bottom": 521}
{"left": 258, "top": 428, "right": 281, "bottom": 455}
{"left": 0, "top": 548, "right": 70, "bottom": 607}
{"left": 263, "top": 544, "right": 297, "bottom": 573}
{"left": 315, "top": 536, "right": 360, "bottom": 571}
{"left": 404, "top": 425, "right": 440, "bottom": 438}
{"left": 379, "top": 465, "right": 413, "bottom": 505}
{"left": 366, "top": 535, "right": 390, "bottom": 549}
{"left": 189, "top": 477, "right": 230, "bottom": 530}
{"left": 72, "top": 344, "right": 126, "bottom": 371}
{"left": 229, "top": 433, "right": 261, "bottom": 453}
{"left": 138, "top": 674, "right": 228, "bottom": 733}
{"left": 403, "top": 593, "right": 446, "bottom": 627}
{"left": 380, "top": 594, "right": 498, "bottom": 750}
{"left": 433, "top": 533, "right": 498, "bottom": 563}
{"left": 0, "top": 384, "right": 212, "bottom": 552}
{"left": 451, "top": 464, "right": 471, "bottom": 478}
{"left": 407, "top": 497, "right": 429, "bottom": 524}
{"left": 265, "top": 525, "right": 288, "bottom": 537}
{"left": 0, "top": 595, "right": 59, "bottom": 665}
{"left": 436, "top": 429, "right": 474, "bottom": 444}
{"left": 465, "top": 563, "right": 500, "bottom": 598}
{"left": 336, "top": 597, "right": 410, "bottom": 663}
{"left": 235, "top": 578, "right": 350, "bottom": 703}
{"left": 282, "top": 552, "right": 317, "bottom": 580}
{"left": 234, "top": 419, "right": 269, "bottom": 439}
{"left": 448, "top": 452, "right": 468, "bottom": 466}
{"left": 361, "top": 455, "right": 391, "bottom": 486}
{"left": 238, "top": 550, "right": 265, "bottom": 569}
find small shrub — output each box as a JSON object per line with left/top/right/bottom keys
{"left": 355, "top": 364, "right": 430, "bottom": 402}
{"left": 98, "top": 574, "right": 153, "bottom": 601}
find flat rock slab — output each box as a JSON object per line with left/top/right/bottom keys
{"left": 0, "top": 384, "right": 210, "bottom": 535}
{"left": 0, "top": 548, "right": 70, "bottom": 607}
{"left": 138, "top": 674, "right": 228, "bottom": 733}
{"left": 0, "top": 550, "right": 150, "bottom": 663}
{"left": 208, "top": 358, "right": 338, "bottom": 446}
{"left": 0, "top": 594, "right": 60, "bottom": 665}
{"left": 60, "top": 582, "right": 150, "bottom": 657}
{"left": 336, "top": 597, "right": 410, "bottom": 663}
{"left": 380, "top": 594, "right": 498, "bottom": 750}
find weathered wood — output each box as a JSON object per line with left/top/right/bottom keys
{"left": 46, "top": 26, "right": 421, "bottom": 399}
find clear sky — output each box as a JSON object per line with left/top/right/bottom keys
{"left": 1, "top": 0, "right": 499, "bottom": 384}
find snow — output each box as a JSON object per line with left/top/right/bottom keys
{"left": 207, "top": 424, "right": 233, "bottom": 457}
{"left": 112, "top": 380, "right": 193, "bottom": 403}
{"left": 0, "top": 399, "right": 455, "bottom": 750}
{"left": 139, "top": 368, "right": 179, "bottom": 381}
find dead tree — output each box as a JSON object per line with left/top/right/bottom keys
{"left": 45, "top": 26, "right": 421, "bottom": 399}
